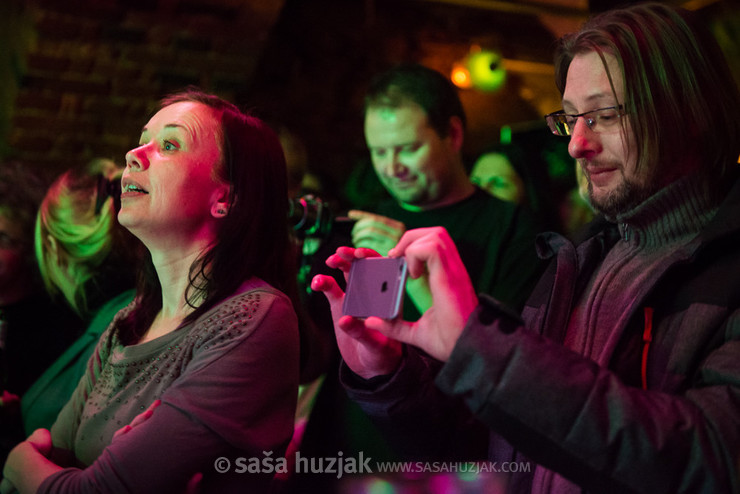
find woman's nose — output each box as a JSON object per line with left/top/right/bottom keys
{"left": 125, "top": 145, "right": 148, "bottom": 170}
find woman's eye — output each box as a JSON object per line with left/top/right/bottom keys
{"left": 163, "top": 141, "right": 177, "bottom": 151}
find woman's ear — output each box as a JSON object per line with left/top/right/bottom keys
{"left": 210, "top": 183, "right": 232, "bottom": 218}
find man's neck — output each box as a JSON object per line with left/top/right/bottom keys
{"left": 399, "top": 181, "right": 476, "bottom": 212}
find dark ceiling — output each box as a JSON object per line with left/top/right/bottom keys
{"left": 2, "top": 0, "right": 738, "bottom": 194}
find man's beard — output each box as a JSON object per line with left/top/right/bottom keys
{"left": 587, "top": 171, "right": 656, "bottom": 220}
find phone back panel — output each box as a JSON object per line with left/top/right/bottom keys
{"left": 342, "top": 257, "right": 408, "bottom": 319}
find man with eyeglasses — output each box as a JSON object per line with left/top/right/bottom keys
{"left": 314, "top": 2, "right": 740, "bottom": 492}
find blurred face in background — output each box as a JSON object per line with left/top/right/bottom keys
{"left": 470, "top": 152, "right": 525, "bottom": 204}
{"left": 0, "top": 210, "right": 31, "bottom": 303}
{"left": 365, "top": 102, "right": 461, "bottom": 209}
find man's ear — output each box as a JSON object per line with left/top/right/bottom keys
{"left": 211, "top": 183, "right": 232, "bottom": 218}
{"left": 447, "top": 116, "right": 464, "bottom": 152}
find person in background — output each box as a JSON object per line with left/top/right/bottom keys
{"left": 21, "top": 160, "right": 140, "bottom": 435}
{"left": 558, "top": 160, "right": 595, "bottom": 240}
{"left": 470, "top": 146, "right": 526, "bottom": 204}
{"left": 307, "top": 64, "right": 545, "bottom": 466}
{"left": 470, "top": 142, "right": 560, "bottom": 232}
{"left": 315, "top": 3, "right": 740, "bottom": 492}
{"left": 0, "top": 162, "right": 80, "bottom": 464}
{"left": 2, "top": 89, "right": 300, "bottom": 493}
{"left": 350, "top": 64, "right": 543, "bottom": 320}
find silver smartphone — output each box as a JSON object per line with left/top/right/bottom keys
{"left": 342, "top": 257, "right": 408, "bottom": 319}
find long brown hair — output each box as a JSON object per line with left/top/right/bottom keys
{"left": 554, "top": 3, "right": 740, "bottom": 195}
{"left": 118, "top": 88, "right": 297, "bottom": 344}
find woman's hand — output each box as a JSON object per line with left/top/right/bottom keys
{"left": 110, "top": 400, "right": 202, "bottom": 492}
{"left": 2, "top": 429, "right": 60, "bottom": 494}
{"left": 24, "top": 429, "right": 53, "bottom": 457}
{"left": 0, "top": 478, "right": 17, "bottom": 494}
{"left": 312, "top": 246, "right": 403, "bottom": 379}
{"left": 112, "top": 399, "right": 161, "bottom": 441}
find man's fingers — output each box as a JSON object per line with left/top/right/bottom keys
{"left": 326, "top": 247, "right": 380, "bottom": 271}
{"left": 311, "top": 274, "right": 343, "bottom": 300}
{"left": 349, "top": 210, "right": 404, "bottom": 227}
{"left": 336, "top": 314, "right": 364, "bottom": 337}
{"left": 352, "top": 228, "right": 400, "bottom": 245}
{"left": 337, "top": 315, "right": 397, "bottom": 349}
{"left": 353, "top": 219, "right": 404, "bottom": 237}
{"left": 347, "top": 209, "right": 369, "bottom": 221}
{"left": 389, "top": 227, "right": 449, "bottom": 257}
{"left": 364, "top": 316, "right": 416, "bottom": 346}
{"left": 353, "top": 248, "right": 382, "bottom": 259}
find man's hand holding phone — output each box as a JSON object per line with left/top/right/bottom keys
{"left": 314, "top": 227, "right": 478, "bottom": 378}
{"left": 365, "top": 227, "right": 478, "bottom": 362}
{"left": 311, "top": 247, "right": 404, "bottom": 379}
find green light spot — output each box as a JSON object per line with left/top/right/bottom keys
{"left": 367, "top": 478, "right": 396, "bottom": 494}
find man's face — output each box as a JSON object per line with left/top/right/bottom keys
{"left": 364, "top": 103, "right": 458, "bottom": 208}
{"left": 564, "top": 51, "right": 655, "bottom": 218}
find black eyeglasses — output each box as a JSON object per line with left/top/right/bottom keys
{"left": 545, "top": 105, "right": 625, "bottom": 136}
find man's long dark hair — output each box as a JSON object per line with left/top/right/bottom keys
{"left": 554, "top": 3, "right": 740, "bottom": 196}
{"left": 118, "top": 88, "right": 297, "bottom": 345}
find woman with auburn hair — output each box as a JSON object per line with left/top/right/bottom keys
{"left": 2, "top": 89, "right": 300, "bottom": 493}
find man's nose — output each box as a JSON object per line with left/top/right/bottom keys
{"left": 383, "top": 152, "right": 406, "bottom": 177}
{"left": 568, "top": 118, "right": 600, "bottom": 160}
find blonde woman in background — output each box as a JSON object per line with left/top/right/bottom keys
{"left": 22, "top": 161, "right": 139, "bottom": 435}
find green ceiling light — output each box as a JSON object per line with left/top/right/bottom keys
{"left": 467, "top": 46, "right": 507, "bottom": 92}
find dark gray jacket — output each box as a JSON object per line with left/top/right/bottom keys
{"left": 347, "top": 177, "right": 740, "bottom": 493}
{"left": 437, "top": 178, "right": 740, "bottom": 493}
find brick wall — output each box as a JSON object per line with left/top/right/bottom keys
{"left": 7, "top": 0, "right": 283, "bottom": 179}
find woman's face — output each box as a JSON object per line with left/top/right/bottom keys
{"left": 470, "top": 152, "right": 525, "bottom": 204}
{"left": 119, "top": 101, "right": 229, "bottom": 245}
